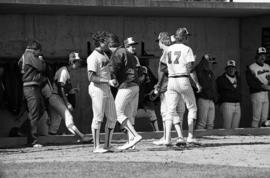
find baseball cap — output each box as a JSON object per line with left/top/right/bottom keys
{"left": 257, "top": 47, "right": 267, "bottom": 54}
{"left": 226, "top": 60, "right": 236, "bottom": 68}
{"left": 124, "top": 37, "right": 138, "bottom": 47}
{"left": 69, "top": 52, "right": 81, "bottom": 63}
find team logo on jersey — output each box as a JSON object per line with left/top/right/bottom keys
{"left": 101, "top": 59, "right": 110, "bottom": 68}
{"left": 257, "top": 69, "right": 270, "bottom": 75}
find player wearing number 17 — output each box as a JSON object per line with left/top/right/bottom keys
{"left": 160, "top": 27, "right": 202, "bottom": 145}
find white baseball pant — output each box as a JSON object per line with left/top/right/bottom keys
{"left": 220, "top": 102, "right": 241, "bottom": 129}
{"left": 88, "top": 83, "right": 117, "bottom": 129}
{"left": 251, "top": 91, "right": 269, "bottom": 128}
{"left": 115, "top": 85, "right": 139, "bottom": 125}
{"left": 160, "top": 92, "right": 185, "bottom": 124}
{"left": 196, "top": 98, "right": 215, "bottom": 129}
{"left": 165, "top": 77, "right": 197, "bottom": 122}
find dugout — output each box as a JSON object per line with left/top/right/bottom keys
{"left": 0, "top": 0, "right": 270, "bottom": 136}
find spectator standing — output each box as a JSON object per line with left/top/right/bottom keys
{"left": 195, "top": 54, "right": 218, "bottom": 130}
{"left": 246, "top": 47, "right": 270, "bottom": 128}
{"left": 18, "top": 40, "right": 47, "bottom": 147}
{"left": 216, "top": 60, "right": 241, "bottom": 129}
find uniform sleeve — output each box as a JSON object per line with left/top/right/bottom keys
{"left": 87, "top": 55, "right": 98, "bottom": 73}
{"left": 186, "top": 48, "right": 195, "bottom": 63}
{"left": 58, "top": 68, "right": 69, "bottom": 84}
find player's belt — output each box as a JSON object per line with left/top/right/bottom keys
{"left": 23, "top": 81, "right": 39, "bottom": 87}
{"left": 169, "top": 75, "right": 189, "bottom": 78}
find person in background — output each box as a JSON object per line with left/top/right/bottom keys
{"left": 216, "top": 60, "right": 241, "bottom": 129}
{"left": 18, "top": 40, "right": 47, "bottom": 147}
{"left": 47, "top": 52, "right": 92, "bottom": 143}
{"left": 246, "top": 47, "right": 270, "bottom": 128}
{"left": 195, "top": 54, "right": 218, "bottom": 130}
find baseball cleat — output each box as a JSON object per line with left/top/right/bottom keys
{"left": 93, "top": 146, "right": 109, "bottom": 153}
{"left": 32, "top": 144, "right": 43, "bottom": 148}
{"left": 118, "top": 135, "right": 142, "bottom": 150}
{"left": 186, "top": 137, "right": 198, "bottom": 144}
{"left": 175, "top": 137, "right": 186, "bottom": 146}
{"left": 103, "top": 146, "right": 118, "bottom": 152}
{"left": 153, "top": 138, "right": 166, "bottom": 145}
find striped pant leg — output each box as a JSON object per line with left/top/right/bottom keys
{"left": 178, "top": 78, "right": 197, "bottom": 122}
{"left": 206, "top": 100, "right": 215, "bottom": 129}
{"left": 261, "top": 92, "right": 269, "bottom": 126}
{"left": 196, "top": 98, "right": 210, "bottom": 129}
{"left": 174, "top": 95, "right": 185, "bottom": 125}
{"left": 165, "top": 79, "right": 181, "bottom": 122}
{"left": 231, "top": 103, "right": 241, "bottom": 129}
{"left": 104, "top": 92, "right": 117, "bottom": 129}
{"left": 48, "top": 94, "right": 74, "bottom": 129}
{"left": 251, "top": 93, "right": 263, "bottom": 128}
{"left": 160, "top": 92, "right": 167, "bottom": 121}
{"left": 115, "top": 86, "right": 139, "bottom": 124}
{"left": 88, "top": 85, "right": 106, "bottom": 129}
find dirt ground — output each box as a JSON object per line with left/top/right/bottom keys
{"left": 0, "top": 135, "right": 270, "bottom": 177}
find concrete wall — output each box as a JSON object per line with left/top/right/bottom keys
{"left": 0, "top": 14, "right": 240, "bottom": 136}
{"left": 0, "top": 15, "right": 240, "bottom": 74}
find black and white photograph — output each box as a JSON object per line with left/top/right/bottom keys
{"left": 0, "top": 0, "right": 270, "bottom": 177}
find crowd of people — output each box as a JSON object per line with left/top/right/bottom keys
{"left": 7, "top": 26, "right": 270, "bottom": 151}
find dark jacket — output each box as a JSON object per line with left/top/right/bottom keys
{"left": 246, "top": 64, "right": 267, "bottom": 94}
{"left": 216, "top": 73, "right": 241, "bottom": 103}
{"left": 18, "top": 49, "right": 46, "bottom": 86}
{"left": 110, "top": 47, "right": 140, "bottom": 89}
{"left": 195, "top": 58, "right": 218, "bottom": 102}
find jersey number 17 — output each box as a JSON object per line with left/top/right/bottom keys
{"left": 168, "top": 51, "right": 181, "bottom": 64}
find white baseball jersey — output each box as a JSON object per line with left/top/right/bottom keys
{"left": 54, "top": 66, "right": 70, "bottom": 84}
{"left": 87, "top": 50, "right": 111, "bottom": 81}
{"left": 161, "top": 43, "right": 195, "bottom": 77}
{"left": 160, "top": 43, "right": 197, "bottom": 122}
{"left": 249, "top": 63, "right": 270, "bottom": 85}
{"left": 87, "top": 50, "right": 116, "bottom": 129}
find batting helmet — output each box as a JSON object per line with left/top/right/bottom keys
{"left": 175, "top": 27, "right": 190, "bottom": 42}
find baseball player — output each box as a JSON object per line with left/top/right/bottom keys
{"left": 160, "top": 27, "right": 202, "bottom": 145}
{"left": 195, "top": 54, "right": 218, "bottom": 130}
{"left": 107, "top": 33, "right": 142, "bottom": 150}
{"left": 152, "top": 32, "right": 186, "bottom": 146}
{"left": 246, "top": 47, "right": 270, "bottom": 128}
{"left": 45, "top": 52, "right": 92, "bottom": 143}
{"left": 216, "top": 60, "right": 241, "bottom": 129}
{"left": 18, "top": 40, "right": 46, "bottom": 147}
{"left": 137, "top": 65, "right": 160, "bottom": 132}
{"left": 87, "top": 31, "right": 118, "bottom": 153}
